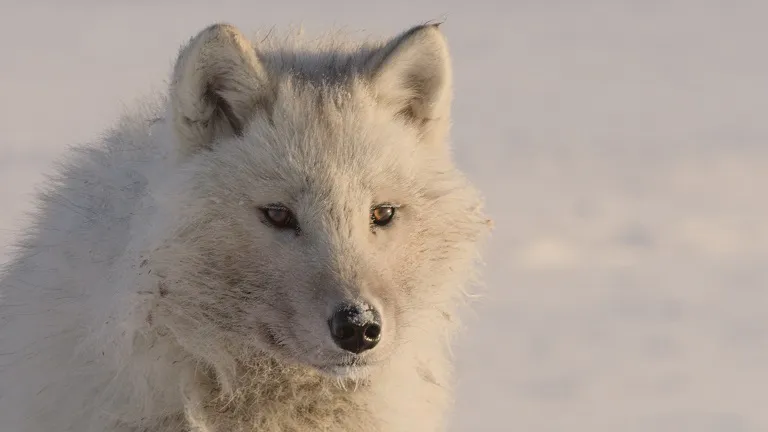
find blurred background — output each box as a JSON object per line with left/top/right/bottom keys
{"left": 1, "top": 1, "right": 766, "bottom": 431}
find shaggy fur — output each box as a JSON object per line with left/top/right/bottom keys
{"left": 0, "top": 23, "right": 490, "bottom": 432}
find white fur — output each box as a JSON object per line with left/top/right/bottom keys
{"left": 0, "top": 23, "right": 490, "bottom": 431}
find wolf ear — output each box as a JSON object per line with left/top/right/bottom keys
{"left": 170, "top": 23, "right": 272, "bottom": 157}
{"left": 365, "top": 24, "right": 452, "bottom": 130}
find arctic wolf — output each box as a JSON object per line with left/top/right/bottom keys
{"left": 0, "top": 22, "right": 489, "bottom": 431}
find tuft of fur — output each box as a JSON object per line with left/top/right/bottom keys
{"left": 0, "top": 23, "right": 490, "bottom": 432}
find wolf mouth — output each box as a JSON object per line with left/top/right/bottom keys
{"left": 314, "top": 356, "right": 373, "bottom": 375}
{"left": 333, "top": 360, "right": 367, "bottom": 368}
{"left": 318, "top": 363, "right": 373, "bottom": 380}
{"left": 318, "top": 359, "right": 368, "bottom": 369}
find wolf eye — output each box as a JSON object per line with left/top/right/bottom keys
{"left": 260, "top": 205, "right": 299, "bottom": 230}
{"left": 371, "top": 204, "right": 396, "bottom": 226}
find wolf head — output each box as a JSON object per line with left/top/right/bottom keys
{"left": 149, "top": 23, "right": 488, "bottom": 380}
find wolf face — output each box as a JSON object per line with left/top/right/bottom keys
{"left": 149, "top": 23, "right": 488, "bottom": 379}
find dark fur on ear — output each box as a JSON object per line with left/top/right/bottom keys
{"left": 364, "top": 24, "right": 453, "bottom": 132}
{"left": 170, "top": 23, "right": 274, "bottom": 157}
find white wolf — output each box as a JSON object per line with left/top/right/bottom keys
{"left": 0, "top": 22, "right": 490, "bottom": 431}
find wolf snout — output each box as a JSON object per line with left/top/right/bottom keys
{"left": 328, "top": 302, "right": 382, "bottom": 354}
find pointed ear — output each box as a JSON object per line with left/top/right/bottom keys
{"left": 365, "top": 24, "right": 453, "bottom": 130}
{"left": 170, "top": 23, "right": 272, "bottom": 157}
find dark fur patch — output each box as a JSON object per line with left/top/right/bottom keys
{"left": 417, "top": 365, "right": 439, "bottom": 386}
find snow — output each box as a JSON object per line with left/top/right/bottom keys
{"left": 1, "top": 1, "right": 766, "bottom": 430}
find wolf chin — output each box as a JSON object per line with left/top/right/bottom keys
{"left": 0, "top": 22, "right": 490, "bottom": 431}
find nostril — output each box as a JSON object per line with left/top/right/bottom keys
{"left": 363, "top": 323, "right": 381, "bottom": 341}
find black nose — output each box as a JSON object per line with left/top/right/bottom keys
{"left": 328, "top": 303, "right": 382, "bottom": 354}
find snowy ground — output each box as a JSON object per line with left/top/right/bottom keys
{"left": 1, "top": 1, "right": 767, "bottom": 431}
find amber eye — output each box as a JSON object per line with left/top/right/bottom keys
{"left": 371, "top": 205, "right": 396, "bottom": 226}
{"left": 260, "top": 206, "right": 299, "bottom": 230}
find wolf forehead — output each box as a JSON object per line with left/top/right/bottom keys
{"left": 242, "top": 86, "right": 421, "bottom": 172}
{"left": 201, "top": 90, "right": 422, "bottom": 194}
